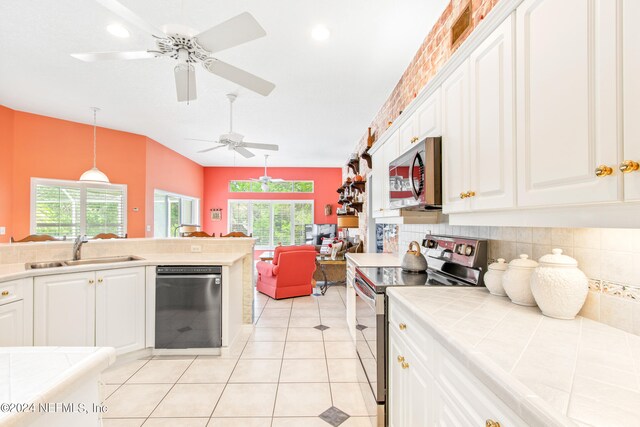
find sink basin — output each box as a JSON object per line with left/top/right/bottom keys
{"left": 25, "top": 256, "right": 144, "bottom": 270}
{"left": 25, "top": 261, "right": 66, "bottom": 270}
{"left": 63, "top": 256, "right": 144, "bottom": 266}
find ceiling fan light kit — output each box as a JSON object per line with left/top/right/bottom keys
{"left": 72, "top": 1, "right": 276, "bottom": 102}
{"left": 80, "top": 107, "right": 110, "bottom": 183}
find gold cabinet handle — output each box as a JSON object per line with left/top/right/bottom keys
{"left": 486, "top": 420, "right": 501, "bottom": 427}
{"left": 595, "top": 165, "right": 614, "bottom": 177}
{"left": 399, "top": 323, "right": 407, "bottom": 330}
{"left": 466, "top": 191, "right": 476, "bottom": 198}
{"left": 401, "top": 362, "right": 410, "bottom": 369}
{"left": 459, "top": 192, "right": 467, "bottom": 199}
{"left": 619, "top": 160, "right": 639, "bottom": 173}
{"left": 410, "top": 136, "right": 419, "bottom": 143}
{"left": 88, "top": 279, "right": 94, "bottom": 284}
{"left": 1, "top": 291, "right": 9, "bottom": 296}
{"left": 98, "top": 278, "right": 103, "bottom": 283}
{"left": 397, "top": 355, "right": 405, "bottom": 363}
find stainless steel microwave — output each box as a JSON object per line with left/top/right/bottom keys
{"left": 388, "top": 136, "right": 442, "bottom": 210}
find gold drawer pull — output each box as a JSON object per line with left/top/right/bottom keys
{"left": 620, "top": 160, "right": 639, "bottom": 173}
{"left": 486, "top": 420, "right": 501, "bottom": 427}
{"left": 88, "top": 279, "right": 95, "bottom": 285}
{"left": 410, "top": 136, "right": 419, "bottom": 143}
{"left": 595, "top": 165, "right": 614, "bottom": 177}
{"left": 466, "top": 191, "right": 476, "bottom": 198}
{"left": 98, "top": 278, "right": 103, "bottom": 283}
{"left": 397, "top": 355, "right": 405, "bottom": 363}
{"left": 1, "top": 291, "right": 9, "bottom": 296}
{"left": 401, "top": 362, "right": 409, "bottom": 369}
{"left": 459, "top": 192, "right": 467, "bottom": 199}
{"left": 399, "top": 323, "right": 407, "bottom": 330}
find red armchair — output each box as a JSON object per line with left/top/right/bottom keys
{"left": 256, "top": 245, "right": 318, "bottom": 299}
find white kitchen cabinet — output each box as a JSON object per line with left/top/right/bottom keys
{"left": 96, "top": 267, "right": 146, "bottom": 355}
{"left": 469, "top": 14, "right": 515, "bottom": 211}
{"left": 441, "top": 59, "right": 470, "bottom": 214}
{"left": 623, "top": 0, "right": 640, "bottom": 200}
{"left": 416, "top": 89, "right": 441, "bottom": 140}
{"left": 515, "top": 0, "right": 619, "bottom": 207}
{"left": 370, "top": 131, "right": 400, "bottom": 218}
{"left": 398, "top": 115, "right": 418, "bottom": 155}
{"left": 35, "top": 267, "right": 146, "bottom": 353}
{"left": 381, "top": 131, "right": 400, "bottom": 217}
{"left": 35, "top": 271, "right": 95, "bottom": 347}
{"left": 346, "top": 258, "right": 356, "bottom": 341}
{"left": 0, "top": 301, "right": 25, "bottom": 346}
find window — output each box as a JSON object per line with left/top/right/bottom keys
{"left": 229, "top": 180, "right": 314, "bottom": 193}
{"left": 228, "top": 200, "right": 314, "bottom": 247}
{"left": 154, "top": 190, "right": 200, "bottom": 237}
{"left": 31, "top": 178, "right": 127, "bottom": 238}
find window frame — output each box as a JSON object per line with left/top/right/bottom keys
{"left": 227, "top": 199, "right": 314, "bottom": 248}
{"left": 153, "top": 189, "right": 201, "bottom": 238}
{"left": 30, "top": 177, "right": 128, "bottom": 237}
{"left": 228, "top": 180, "right": 315, "bottom": 193}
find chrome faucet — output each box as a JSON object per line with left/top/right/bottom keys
{"left": 73, "top": 235, "right": 88, "bottom": 261}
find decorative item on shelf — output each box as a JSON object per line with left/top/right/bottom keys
{"left": 337, "top": 214, "right": 359, "bottom": 228}
{"left": 484, "top": 258, "right": 508, "bottom": 296}
{"left": 324, "top": 204, "right": 332, "bottom": 216}
{"left": 210, "top": 208, "right": 222, "bottom": 221}
{"left": 347, "top": 156, "right": 360, "bottom": 175}
{"left": 360, "top": 127, "right": 375, "bottom": 169}
{"left": 329, "top": 240, "right": 344, "bottom": 260}
{"left": 401, "top": 241, "right": 428, "bottom": 273}
{"left": 530, "top": 249, "right": 588, "bottom": 319}
{"left": 502, "top": 254, "right": 538, "bottom": 306}
{"left": 79, "top": 107, "right": 110, "bottom": 183}
{"left": 354, "top": 174, "right": 364, "bottom": 182}
{"left": 387, "top": 121, "right": 393, "bottom": 128}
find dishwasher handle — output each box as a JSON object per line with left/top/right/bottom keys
{"left": 156, "top": 274, "right": 221, "bottom": 280}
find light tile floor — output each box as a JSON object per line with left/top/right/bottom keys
{"left": 101, "top": 285, "right": 376, "bottom": 427}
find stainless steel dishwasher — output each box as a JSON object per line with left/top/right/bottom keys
{"left": 155, "top": 265, "right": 222, "bottom": 349}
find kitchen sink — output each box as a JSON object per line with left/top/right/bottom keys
{"left": 63, "top": 256, "right": 145, "bottom": 266}
{"left": 25, "top": 256, "right": 144, "bottom": 270}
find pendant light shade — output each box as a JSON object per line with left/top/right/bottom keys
{"left": 80, "top": 107, "right": 110, "bottom": 183}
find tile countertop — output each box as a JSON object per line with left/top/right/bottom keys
{"left": 345, "top": 252, "right": 402, "bottom": 267}
{"left": 387, "top": 287, "right": 640, "bottom": 427}
{"left": 0, "top": 252, "right": 247, "bottom": 284}
{"left": 0, "top": 346, "right": 116, "bottom": 427}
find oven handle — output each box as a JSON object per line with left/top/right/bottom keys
{"left": 354, "top": 276, "right": 376, "bottom": 310}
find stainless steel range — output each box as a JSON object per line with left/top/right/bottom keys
{"left": 353, "top": 235, "right": 487, "bottom": 426}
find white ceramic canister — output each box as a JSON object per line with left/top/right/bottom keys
{"left": 484, "top": 258, "right": 508, "bottom": 296}
{"left": 502, "top": 254, "right": 539, "bottom": 306}
{"left": 530, "top": 248, "right": 588, "bottom": 319}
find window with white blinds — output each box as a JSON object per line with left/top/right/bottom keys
{"left": 228, "top": 200, "right": 313, "bottom": 247}
{"left": 31, "top": 178, "right": 127, "bottom": 238}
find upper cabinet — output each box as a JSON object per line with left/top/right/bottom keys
{"left": 623, "top": 0, "right": 640, "bottom": 200}
{"left": 371, "top": 131, "right": 400, "bottom": 218}
{"left": 515, "top": 0, "right": 619, "bottom": 207}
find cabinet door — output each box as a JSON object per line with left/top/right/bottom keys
{"left": 0, "top": 301, "right": 24, "bottom": 346}
{"left": 441, "top": 60, "right": 471, "bottom": 213}
{"left": 34, "top": 272, "right": 95, "bottom": 346}
{"left": 96, "top": 267, "right": 145, "bottom": 354}
{"left": 469, "top": 15, "right": 516, "bottom": 211}
{"left": 623, "top": 0, "right": 640, "bottom": 200}
{"left": 516, "top": 0, "right": 619, "bottom": 206}
{"left": 398, "top": 116, "right": 418, "bottom": 155}
{"left": 388, "top": 328, "right": 408, "bottom": 427}
{"left": 382, "top": 131, "right": 401, "bottom": 216}
{"left": 370, "top": 148, "right": 386, "bottom": 218}
{"left": 416, "top": 89, "right": 441, "bottom": 140}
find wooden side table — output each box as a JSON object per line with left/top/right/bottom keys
{"left": 315, "top": 256, "right": 347, "bottom": 295}
{"left": 259, "top": 251, "right": 274, "bottom": 262}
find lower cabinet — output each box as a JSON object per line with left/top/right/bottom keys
{"left": 35, "top": 267, "right": 145, "bottom": 354}
{"left": 388, "top": 297, "right": 526, "bottom": 426}
{"left": 0, "top": 301, "right": 25, "bottom": 346}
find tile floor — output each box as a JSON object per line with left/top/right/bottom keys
{"left": 101, "top": 285, "right": 377, "bottom": 427}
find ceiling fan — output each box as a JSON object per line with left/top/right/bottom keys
{"left": 252, "top": 155, "right": 285, "bottom": 191}
{"left": 188, "top": 93, "right": 279, "bottom": 158}
{"left": 71, "top": 0, "right": 276, "bottom": 102}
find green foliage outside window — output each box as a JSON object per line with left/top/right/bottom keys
{"left": 229, "top": 180, "right": 314, "bottom": 193}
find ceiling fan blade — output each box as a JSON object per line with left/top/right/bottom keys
{"left": 205, "top": 59, "right": 275, "bottom": 96}
{"left": 185, "top": 138, "right": 221, "bottom": 143}
{"left": 94, "top": 0, "right": 164, "bottom": 36}
{"left": 240, "top": 142, "right": 279, "bottom": 151}
{"left": 233, "top": 146, "right": 255, "bottom": 158}
{"left": 195, "top": 12, "right": 266, "bottom": 54}
{"left": 70, "top": 51, "right": 155, "bottom": 61}
{"left": 197, "top": 145, "right": 225, "bottom": 153}
{"left": 270, "top": 178, "right": 286, "bottom": 182}
{"left": 175, "top": 65, "right": 197, "bottom": 102}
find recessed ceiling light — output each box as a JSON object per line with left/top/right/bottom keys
{"left": 107, "top": 23, "right": 130, "bottom": 38}
{"left": 311, "top": 25, "right": 330, "bottom": 41}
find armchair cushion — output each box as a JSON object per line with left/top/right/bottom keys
{"left": 256, "top": 245, "right": 318, "bottom": 299}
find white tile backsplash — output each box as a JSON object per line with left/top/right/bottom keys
{"left": 397, "top": 224, "right": 640, "bottom": 336}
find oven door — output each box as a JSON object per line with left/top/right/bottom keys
{"left": 354, "top": 275, "right": 386, "bottom": 404}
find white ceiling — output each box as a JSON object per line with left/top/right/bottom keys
{"left": 0, "top": 0, "right": 448, "bottom": 167}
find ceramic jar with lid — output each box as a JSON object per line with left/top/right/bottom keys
{"left": 530, "top": 248, "right": 588, "bottom": 319}
{"left": 484, "top": 258, "right": 508, "bottom": 296}
{"left": 502, "top": 254, "right": 539, "bottom": 306}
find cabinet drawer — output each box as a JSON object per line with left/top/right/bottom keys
{"left": 388, "top": 299, "right": 433, "bottom": 366}
{"left": 0, "top": 279, "right": 25, "bottom": 306}
{"left": 435, "top": 341, "right": 526, "bottom": 426}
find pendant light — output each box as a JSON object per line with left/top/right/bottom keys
{"left": 79, "top": 107, "right": 110, "bottom": 183}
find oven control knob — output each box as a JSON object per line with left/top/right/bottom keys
{"left": 455, "top": 244, "right": 464, "bottom": 255}
{"left": 464, "top": 245, "right": 474, "bottom": 256}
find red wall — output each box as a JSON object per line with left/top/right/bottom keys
{"left": 0, "top": 107, "right": 14, "bottom": 243}
{"left": 145, "top": 138, "right": 204, "bottom": 237}
{"left": 202, "top": 167, "right": 341, "bottom": 237}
